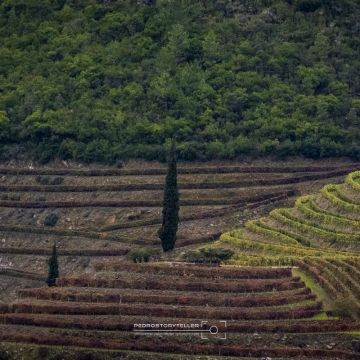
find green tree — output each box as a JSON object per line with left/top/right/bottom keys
{"left": 46, "top": 242, "right": 59, "bottom": 287}
{"left": 0, "top": 111, "right": 10, "bottom": 141}
{"left": 158, "top": 140, "right": 179, "bottom": 252}
{"left": 0, "top": 0, "right": 359, "bottom": 162}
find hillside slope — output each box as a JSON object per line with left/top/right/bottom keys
{"left": 1, "top": 263, "right": 360, "bottom": 359}
{"left": 0, "top": 0, "right": 360, "bottom": 162}
{"left": 217, "top": 170, "right": 360, "bottom": 316}
{"left": 0, "top": 159, "right": 357, "bottom": 301}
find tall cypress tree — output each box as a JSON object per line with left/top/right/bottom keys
{"left": 159, "top": 140, "right": 179, "bottom": 252}
{"left": 46, "top": 242, "right": 59, "bottom": 287}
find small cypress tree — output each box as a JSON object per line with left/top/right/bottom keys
{"left": 46, "top": 242, "right": 59, "bottom": 287}
{"left": 158, "top": 140, "right": 179, "bottom": 252}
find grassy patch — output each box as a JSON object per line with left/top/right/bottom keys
{"left": 310, "top": 312, "right": 338, "bottom": 320}
{"left": 292, "top": 268, "right": 334, "bottom": 313}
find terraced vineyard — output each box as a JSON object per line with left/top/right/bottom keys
{"left": 1, "top": 161, "right": 360, "bottom": 358}
{"left": 1, "top": 262, "right": 360, "bottom": 359}
{"left": 218, "top": 170, "right": 360, "bottom": 317}
{"left": 0, "top": 160, "right": 357, "bottom": 293}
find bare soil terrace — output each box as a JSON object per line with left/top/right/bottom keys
{"left": 0, "top": 262, "right": 359, "bottom": 359}
{"left": 0, "top": 158, "right": 358, "bottom": 302}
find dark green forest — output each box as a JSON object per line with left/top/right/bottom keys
{"left": 0, "top": 0, "right": 359, "bottom": 163}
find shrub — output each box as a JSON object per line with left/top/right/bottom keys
{"left": 352, "top": 339, "right": 360, "bottom": 353}
{"left": 0, "top": 350, "right": 10, "bottom": 360}
{"left": 37, "top": 346, "right": 50, "bottom": 359}
{"left": 36, "top": 175, "right": 64, "bottom": 185}
{"left": 331, "top": 297, "right": 358, "bottom": 319}
{"left": 1, "top": 194, "right": 20, "bottom": 201}
{"left": 44, "top": 213, "right": 59, "bottom": 227}
{"left": 36, "top": 176, "right": 47, "bottom": 184}
{"left": 127, "top": 248, "right": 160, "bottom": 263}
{"left": 115, "top": 159, "right": 125, "bottom": 168}
{"left": 184, "top": 247, "right": 234, "bottom": 265}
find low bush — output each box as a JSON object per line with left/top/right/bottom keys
{"left": 44, "top": 213, "right": 59, "bottom": 227}
{"left": 332, "top": 297, "right": 359, "bottom": 319}
{"left": 115, "top": 160, "right": 125, "bottom": 168}
{"left": 183, "top": 247, "right": 234, "bottom": 265}
{"left": 0, "top": 349, "right": 10, "bottom": 360}
{"left": 0, "top": 194, "right": 20, "bottom": 201}
{"left": 37, "top": 346, "right": 50, "bottom": 359}
{"left": 36, "top": 175, "right": 64, "bottom": 185}
{"left": 127, "top": 248, "right": 160, "bottom": 263}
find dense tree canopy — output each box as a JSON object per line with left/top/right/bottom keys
{"left": 0, "top": 0, "right": 359, "bottom": 162}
